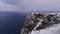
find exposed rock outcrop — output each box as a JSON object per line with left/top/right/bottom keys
{"left": 21, "top": 12, "right": 60, "bottom": 34}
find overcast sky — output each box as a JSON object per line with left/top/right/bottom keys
{"left": 19, "top": 0, "right": 60, "bottom": 13}
{"left": 0, "top": 0, "right": 60, "bottom": 12}
{"left": 0, "top": 0, "right": 20, "bottom": 11}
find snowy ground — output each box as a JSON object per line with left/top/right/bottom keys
{"left": 30, "top": 23, "right": 60, "bottom": 34}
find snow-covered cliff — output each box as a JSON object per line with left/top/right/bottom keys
{"left": 21, "top": 12, "right": 60, "bottom": 34}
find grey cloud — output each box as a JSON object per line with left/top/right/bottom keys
{"left": 19, "top": 0, "right": 60, "bottom": 13}
{"left": 0, "top": 1, "right": 20, "bottom": 11}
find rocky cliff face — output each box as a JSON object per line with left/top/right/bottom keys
{"left": 21, "top": 12, "right": 60, "bottom": 34}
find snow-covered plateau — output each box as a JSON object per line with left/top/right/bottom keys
{"left": 31, "top": 23, "right": 60, "bottom": 34}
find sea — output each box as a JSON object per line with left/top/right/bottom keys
{"left": 0, "top": 12, "right": 28, "bottom": 34}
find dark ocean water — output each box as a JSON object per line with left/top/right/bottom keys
{"left": 0, "top": 12, "right": 27, "bottom": 34}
